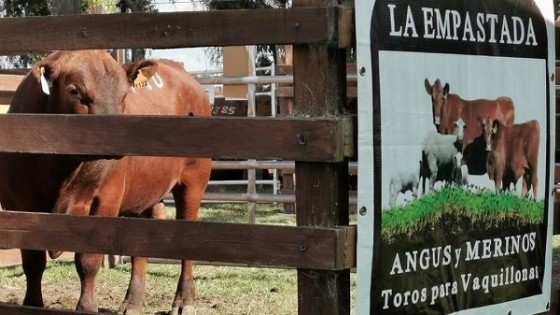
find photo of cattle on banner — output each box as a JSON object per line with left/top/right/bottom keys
{"left": 389, "top": 78, "right": 541, "bottom": 208}
{"left": 420, "top": 78, "right": 538, "bottom": 199}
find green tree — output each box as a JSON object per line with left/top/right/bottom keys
{"left": 0, "top": 0, "right": 163, "bottom": 67}
{"left": 0, "top": 0, "right": 51, "bottom": 66}
{"left": 82, "top": 0, "right": 119, "bottom": 14}
{"left": 2, "top": 0, "right": 50, "bottom": 16}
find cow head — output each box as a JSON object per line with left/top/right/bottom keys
{"left": 453, "top": 117, "right": 466, "bottom": 143}
{"left": 424, "top": 79, "right": 449, "bottom": 130}
{"left": 34, "top": 50, "right": 132, "bottom": 114}
{"left": 480, "top": 116, "right": 499, "bottom": 151}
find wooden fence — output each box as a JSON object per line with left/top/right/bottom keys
{"left": 0, "top": 4, "right": 355, "bottom": 315}
{"left": 0, "top": 63, "right": 357, "bottom": 209}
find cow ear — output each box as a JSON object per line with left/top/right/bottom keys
{"left": 125, "top": 60, "right": 158, "bottom": 89}
{"left": 492, "top": 120, "right": 499, "bottom": 134}
{"left": 35, "top": 62, "right": 57, "bottom": 95}
{"left": 424, "top": 79, "right": 432, "bottom": 94}
{"left": 443, "top": 83, "right": 450, "bottom": 97}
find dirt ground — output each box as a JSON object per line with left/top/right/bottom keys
{"left": 0, "top": 270, "right": 238, "bottom": 315}
{"left": 0, "top": 257, "right": 297, "bottom": 315}
{"left": 1, "top": 276, "right": 239, "bottom": 315}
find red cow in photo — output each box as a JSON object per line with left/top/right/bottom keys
{"left": 0, "top": 50, "right": 211, "bottom": 315}
{"left": 480, "top": 117, "right": 539, "bottom": 198}
{"left": 424, "top": 79, "right": 515, "bottom": 174}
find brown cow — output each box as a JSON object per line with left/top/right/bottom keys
{"left": 480, "top": 117, "right": 539, "bottom": 198}
{"left": 0, "top": 50, "right": 212, "bottom": 315}
{"left": 424, "top": 79, "right": 515, "bottom": 174}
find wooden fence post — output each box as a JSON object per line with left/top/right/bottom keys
{"left": 292, "top": 1, "right": 351, "bottom": 314}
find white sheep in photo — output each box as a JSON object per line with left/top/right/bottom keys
{"left": 420, "top": 118, "right": 465, "bottom": 192}
{"left": 389, "top": 172, "right": 419, "bottom": 207}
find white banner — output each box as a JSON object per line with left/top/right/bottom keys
{"left": 356, "top": 1, "right": 556, "bottom": 314}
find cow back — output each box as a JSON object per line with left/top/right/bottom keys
{"left": 497, "top": 120, "right": 540, "bottom": 165}
{"left": 123, "top": 60, "right": 210, "bottom": 117}
{"left": 442, "top": 94, "right": 515, "bottom": 147}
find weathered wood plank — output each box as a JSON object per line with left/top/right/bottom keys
{"left": 0, "top": 8, "right": 350, "bottom": 54}
{"left": 0, "top": 91, "right": 14, "bottom": 105}
{"left": 0, "top": 114, "right": 347, "bottom": 162}
{"left": 0, "top": 211, "right": 355, "bottom": 271}
{"left": 0, "top": 74, "right": 24, "bottom": 91}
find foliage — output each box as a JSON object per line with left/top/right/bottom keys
{"left": 81, "top": 0, "right": 118, "bottom": 14}
{"left": 382, "top": 186, "right": 544, "bottom": 238}
{"left": 1, "top": 0, "right": 49, "bottom": 16}
{"left": 0, "top": 0, "right": 51, "bottom": 67}
{"left": 0, "top": 0, "right": 161, "bottom": 66}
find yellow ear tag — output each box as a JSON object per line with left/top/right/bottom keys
{"left": 39, "top": 67, "right": 50, "bottom": 95}
{"left": 133, "top": 70, "right": 149, "bottom": 88}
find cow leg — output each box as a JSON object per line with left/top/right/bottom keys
{"left": 520, "top": 173, "right": 529, "bottom": 197}
{"left": 171, "top": 186, "right": 198, "bottom": 315}
{"left": 119, "top": 257, "right": 147, "bottom": 315}
{"left": 171, "top": 160, "right": 211, "bottom": 315}
{"left": 120, "top": 202, "right": 166, "bottom": 315}
{"left": 75, "top": 252, "right": 103, "bottom": 312}
{"left": 495, "top": 171, "right": 503, "bottom": 193}
{"left": 524, "top": 171, "right": 537, "bottom": 199}
{"left": 428, "top": 155, "right": 438, "bottom": 190}
{"left": 531, "top": 171, "right": 538, "bottom": 199}
{"left": 21, "top": 249, "right": 46, "bottom": 307}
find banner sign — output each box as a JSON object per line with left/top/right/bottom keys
{"left": 356, "top": 1, "right": 555, "bottom": 314}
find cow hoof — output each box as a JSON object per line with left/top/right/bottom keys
{"left": 184, "top": 305, "right": 196, "bottom": 315}
{"left": 119, "top": 301, "right": 142, "bottom": 315}
{"left": 171, "top": 304, "right": 196, "bottom": 315}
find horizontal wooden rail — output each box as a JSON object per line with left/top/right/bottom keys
{"left": 0, "top": 114, "right": 351, "bottom": 162}
{"left": 0, "top": 211, "right": 355, "bottom": 271}
{"left": 0, "top": 7, "right": 352, "bottom": 55}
